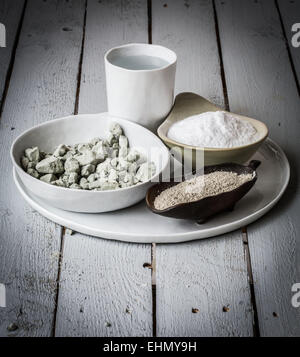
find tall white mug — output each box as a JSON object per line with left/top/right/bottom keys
{"left": 105, "top": 43, "right": 177, "bottom": 132}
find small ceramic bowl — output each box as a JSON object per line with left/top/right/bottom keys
{"left": 11, "top": 113, "right": 170, "bottom": 213}
{"left": 157, "top": 92, "right": 268, "bottom": 167}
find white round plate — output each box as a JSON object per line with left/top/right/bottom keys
{"left": 14, "top": 138, "right": 289, "bottom": 244}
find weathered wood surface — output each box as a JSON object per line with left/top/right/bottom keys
{"left": 78, "top": 0, "right": 149, "bottom": 114}
{"left": 1, "top": 0, "right": 299, "bottom": 337}
{"left": 55, "top": 231, "right": 152, "bottom": 337}
{"left": 54, "top": 0, "right": 153, "bottom": 337}
{"left": 278, "top": 0, "right": 300, "bottom": 84}
{"left": 156, "top": 237, "right": 255, "bottom": 337}
{"left": 0, "top": 0, "right": 25, "bottom": 109}
{"left": 152, "top": 0, "right": 225, "bottom": 107}
{"left": 0, "top": 0, "right": 85, "bottom": 336}
{"left": 216, "top": 0, "right": 300, "bottom": 336}
{"left": 152, "top": 0, "right": 254, "bottom": 337}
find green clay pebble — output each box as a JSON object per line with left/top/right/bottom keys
{"left": 60, "top": 172, "right": 79, "bottom": 186}
{"left": 108, "top": 169, "right": 118, "bottom": 182}
{"left": 100, "top": 181, "right": 119, "bottom": 190}
{"left": 90, "top": 137, "right": 101, "bottom": 146}
{"left": 53, "top": 144, "right": 68, "bottom": 157}
{"left": 74, "top": 151, "right": 99, "bottom": 166}
{"left": 79, "top": 177, "right": 89, "bottom": 189}
{"left": 52, "top": 179, "right": 67, "bottom": 187}
{"left": 27, "top": 168, "right": 39, "bottom": 179}
{"left": 36, "top": 156, "right": 64, "bottom": 174}
{"left": 136, "top": 162, "right": 156, "bottom": 182}
{"left": 92, "top": 141, "right": 108, "bottom": 161}
{"left": 87, "top": 173, "right": 98, "bottom": 183}
{"left": 127, "top": 149, "right": 140, "bottom": 162}
{"left": 109, "top": 122, "right": 123, "bottom": 137}
{"left": 119, "top": 135, "right": 128, "bottom": 148}
{"left": 81, "top": 164, "right": 95, "bottom": 177}
{"left": 25, "top": 147, "right": 40, "bottom": 162}
{"left": 40, "top": 174, "right": 57, "bottom": 183}
{"left": 96, "top": 159, "right": 112, "bottom": 174}
{"left": 22, "top": 121, "right": 155, "bottom": 190}
{"left": 89, "top": 179, "right": 102, "bottom": 189}
{"left": 128, "top": 162, "right": 138, "bottom": 175}
{"left": 64, "top": 157, "right": 80, "bottom": 173}
{"left": 27, "top": 161, "right": 36, "bottom": 170}
{"left": 70, "top": 183, "right": 82, "bottom": 189}
{"left": 107, "top": 132, "right": 117, "bottom": 145}
{"left": 117, "top": 158, "right": 130, "bottom": 171}
{"left": 21, "top": 156, "right": 29, "bottom": 170}
{"left": 77, "top": 143, "right": 92, "bottom": 153}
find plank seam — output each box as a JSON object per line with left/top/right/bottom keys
{"left": 148, "top": 0, "right": 155, "bottom": 337}
{"left": 274, "top": 0, "right": 300, "bottom": 96}
{"left": 0, "top": 0, "right": 27, "bottom": 117}
{"left": 147, "top": 0, "right": 152, "bottom": 44}
{"left": 74, "top": 0, "right": 88, "bottom": 115}
{"left": 51, "top": 228, "right": 65, "bottom": 337}
{"left": 151, "top": 242, "right": 156, "bottom": 337}
{"left": 212, "top": 0, "right": 229, "bottom": 110}
{"left": 242, "top": 228, "right": 260, "bottom": 337}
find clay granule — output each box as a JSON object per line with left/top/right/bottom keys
{"left": 154, "top": 171, "right": 254, "bottom": 210}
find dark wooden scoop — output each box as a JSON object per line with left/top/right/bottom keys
{"left": 146, "top": 160, "right": 261, "bottom": 224}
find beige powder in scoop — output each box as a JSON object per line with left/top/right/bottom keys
{"left": 154, "top": 171, "right": 254, "bottom": 210}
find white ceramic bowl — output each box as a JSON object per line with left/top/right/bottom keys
{"left": 11, "top": 113, "right": 170, "bottom": 213}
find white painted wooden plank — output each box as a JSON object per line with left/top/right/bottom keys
{"left": 152, "top": 0, "right": 225, "bottom": 107}
{"left": 0, "top": 0, "right": 25, "bottom": 107}
{"left": 278, "top": 0, "right": 300, "bottom": 83}
{"left": 156, "top": 237, "right": 254, "bottom": 337}
{"left": 55, "top": 0, "right": 153, "bottom": 337}
{"left": 55, "top": 232, "right": 152, "bottom": 337}
{"left": 216, "top": 0, "right": 300, "bottom": 336}
{"left": 0, "top": 0, "right": 85, "bottom": 336}
{"left": 78, "top": 0, "right": 149, "bottom": 113}
{"left": 152, "top": 0, "right": 254, "bottom": 337}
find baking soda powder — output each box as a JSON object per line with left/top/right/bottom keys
{"left": 167, "top": 111, "right": 260, "bottom": 148}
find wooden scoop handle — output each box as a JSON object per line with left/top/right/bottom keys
{"left": 248, "top": 160, "right": 261, "bottom": 170}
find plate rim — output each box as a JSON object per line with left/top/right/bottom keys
{"left": 13, "top": 138, "right": 290, "bottom": 243}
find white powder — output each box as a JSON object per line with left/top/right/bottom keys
{"left": 167, "top": 111, "right": 261, "bottom": 148}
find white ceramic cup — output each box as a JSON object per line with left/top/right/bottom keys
{"left": 105, "top": 43, "right": 177, "bottom": 132}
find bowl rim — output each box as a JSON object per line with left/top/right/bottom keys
{"left": 104, "top": 43, "right": 177, "bottom": 73}
{"left": 157, "top": 111, "right": 269, "bottom": 152}
{"left": 10, "top": 113, "right": 170, "bottom": 194}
